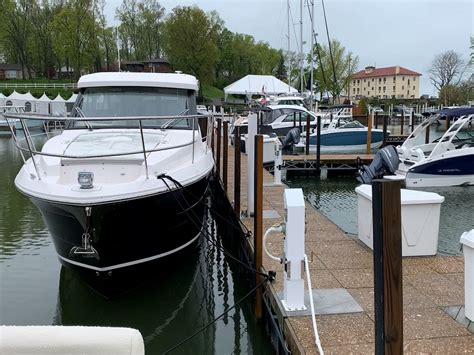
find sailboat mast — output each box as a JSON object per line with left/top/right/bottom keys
{"left": 300, "top": 0, "right": 304, "bottom": 95}
{"left": 309, "top": 0, "right": 314, "bottom": 110}
{"left": 287, "top": 0, "right": 291, "bottom": 92}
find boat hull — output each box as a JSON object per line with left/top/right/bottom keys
{"left": 29, "top": 176, "right": 210, "bottom": 294}
{"left": 403, "top": 153, "right": 474, "bottom": 187}
{"left": 309, "top": 129, "right": 385, "bottom": 148}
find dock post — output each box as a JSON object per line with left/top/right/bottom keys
{"left": 445, "top": 115, "right": 450, "bottom": 131}
{"left": 223, "top": 121, "right": 229, "bottom": 192}
{"left": 375, "top": 112, "right": 379, "bottom": 129}
{"left": 382, "top": 115, "right": 388, "bottom": 147}
{"left": 254, "top": 134, "right": 264, "bottom": 320}
{"left": 400, "top": 110, "right": 404, "bottom": 135}
{"left": 366, "top": 111, "right": 372, "bottom": 154}
{"left": 247, "top": 113, "right": 258, "bottom": 216}
{"left": 372, "top": 180, "right": 403, "bottom": 355}
{"left": 316, "top": 116, "right": 321, "bottom": 174}
{"left": 424, "top": 123, "right": 430, "bottom": 144}
{"left": 216, "top": 118, "right": 222, "bottom": 179}
{"left": 211, "top": 115, "right": 215, "bottom": 154}
{"left": 305, "top": 112, "right": 310, "bottom": 155}
{"left": 234, "top": 126, "right": 241, "bottom": 217}
{"left": 409, "top": 110, "right": 414, "bottom": 133}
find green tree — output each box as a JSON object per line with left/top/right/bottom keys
{"left": 162, "top": 6, "right": 222, "bottom": 90}
{"left": 438, "top": 78, "right": 473, "bottom": 105}
{"left": 274, "top": 50, "right": 287, "bottom": 81}
{"left": 309, "top": 39, "right": 359, "bottom": 103}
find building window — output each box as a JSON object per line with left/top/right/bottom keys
{"left": 378, "top": 87, "right": 381, "bottom": 91}
{"left": 383, "top": 86, "right": 386, "bottom": 92}
{"left": 393, "top": 86, "right": 395, "bottom": 91}
{"left": 402, "top": 86, "right": 404, "bottom": 90}
{"left": 364, "top": 79, "right": 366, "bottom": 82}
{"left": 393, "top": 77, "right": 396, "bottom": 83}
{"left": 413, "top": 86, "right": 415, "bottom": 90}
{"left": 413, "top": 77, "right": 416, "bottom": 81}
{"left": 379, "top": 78, "right": 382, "bottom": 83}
{"left": 372, "top": 87, "right": 374, "bottom": 91}
{"left": 383, "top": 77, "right": 386, "bottom": 82}
{"left": 407, "top": 90, "right": 410, "bottom": 95}
{"left": 408, "top": 79, "right": 410, "bottom": 85}
{"left": 357, "top": 80, "right": 360, "bottom": 84}
{"left": 353, "top": 88, "right": 356, "bottom": 94}
{"left": 402, "top": 76, "right": 405, "bottom": 81}
{"left": 371, "top": 78, "right": 374, "bottom": 82}
{"left": 357, "top": 88, "right": 359, "bottom": 93}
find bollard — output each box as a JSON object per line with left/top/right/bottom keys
{"left": 254, "top": 134, "right": 264, "bottom": 319}
{"left": 274, "top": 139, "right": 283, "bottom": 185}
{"left": 223, "top": 121, "right": 228, "bottom": 192}
{"left": 282, "top": 188, "right": 306, "bottom": 311}
{"left": 372, "top": 179, "right": 403, "bottom": 355}
{"left": 234, "top": 126, "right": 241, "bottom": 217}
{"left": 247, "top": 112, "right": 258, "bottom": 216}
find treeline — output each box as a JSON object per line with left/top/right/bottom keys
{"left": 0, "top": 0, "right": 284, "bottom": 89}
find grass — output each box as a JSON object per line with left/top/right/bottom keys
{"left": 202, "top": 84, "right": 224, "bottom": 99}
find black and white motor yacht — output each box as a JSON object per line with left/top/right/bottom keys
{"left": 8, "top": 72, "right": 214, "bottom": 292}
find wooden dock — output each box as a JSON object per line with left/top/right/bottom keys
{"left": 219, "top": 138, "right": 473, "bottom": 354}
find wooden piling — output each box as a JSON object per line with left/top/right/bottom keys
{"left": 223, "top": 121, "right": 228, "bottom": 192}
{"left": 316, "top": 116, "right": 321, "bottom": 173}
{"left": 234, "top": 126, "right": 241, "bottom": 217}
{"left": 400, "top": 111, "right": 404, "bottom": 135}
{"left": 425, "top": 124, "right": 430, "bottom": 144}
{"left": 372, "top": 179, "right": 403, "bottom": 355}
{"left": 254, "top": 134, "right": 264, "bottom": 319}
{"left": 382, "top": 115, "right": 388, "bottom": 147}
{"left": 445, "top": 115, "right": 450, "bottom": 131}
{"left": 375, "top": 112, "right": 379, "bottom": 129}
{"left": 409, "top": 111, "right": 415, "bottom": 133}
{"left": 366, "top": 112, "right": 372, "bottom": 154}
{"left": 216, "top": 118, "right": 222, "bottom": 179}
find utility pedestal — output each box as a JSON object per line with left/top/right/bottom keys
{"left": 461, "top": 229, "right": 474, "bottom": 321}
{"left": 282, "top": 188, "right": 306, "bottom": 311}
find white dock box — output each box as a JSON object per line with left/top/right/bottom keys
{"left": 355, "top": 184, "right": 444, "bottom": 257}
{"left": 460, "top": 229, "right": 474, "bottom": 321}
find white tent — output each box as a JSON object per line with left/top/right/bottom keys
{"left": 66, "top": 93, "right": 78, "bottom": 114}
{"left": 0, "top": 93, "right": 5, "bottom": 107}
{"left": 224, "top": 75, "right": 298, "bottom": 100}
{"left": 36, "top": 93, "right": 51, "bottom": 115}
{"left": 7, "top": 91, "right": 36, "bottom": 112}
{"left": 51, "top": 94, "right": 66, "bottom": 116}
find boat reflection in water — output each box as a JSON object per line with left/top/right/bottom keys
{"left": 53, "top": 212, "right": 273, "bottom": 354}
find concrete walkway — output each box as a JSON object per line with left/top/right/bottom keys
{"left": 222, "top": 142, "right": 473, "bottom": 354}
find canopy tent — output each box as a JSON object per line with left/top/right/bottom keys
{"left": 51, "top": 94, "right": 66, "bottom": 116}
{"left": 224, "top": 75, "right": 298, "bottom": 100}
{"left": 7, "top": 91, "right": 36, "bottom": 112}
{"left": 66, "top": 93, "right": 78, "bottom": 114}
{"left": 0, "top": 93, "right": 5, "bottom": 107}
{"left": 36, "top": 93, "right": 51, "bottom": 115}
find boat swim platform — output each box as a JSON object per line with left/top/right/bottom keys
{"left": 280, "top": 154, "right": 374, "bottom": 175}
{"left": 221, "top": 143, "right": 473, "bottom": 354}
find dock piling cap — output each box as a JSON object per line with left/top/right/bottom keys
{"left": 460, "top": 229, "right": 474, "bottom": 249}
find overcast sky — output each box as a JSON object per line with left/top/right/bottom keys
{"left": 104, "top": 0, "right": 473, "bottom": 96}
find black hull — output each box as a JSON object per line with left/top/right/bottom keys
{"left": 30, "top": 176, "right": 210, "bottom": 295}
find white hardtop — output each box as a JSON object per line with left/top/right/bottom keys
{"left": 78, "top": 72, "right": 199, "bottom": 91}
{"left": 267, "top": 104, "right": 310, "bottom": 112}
{"left": 355, "top": 184, "right": 444, "bottom": 204}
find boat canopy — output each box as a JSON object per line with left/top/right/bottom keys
{"left": 78, "top": 72, "right": 199, "bottom": 92}
{"left": 437, "top": 107, "right": 474, "bottom": 117}
{"left": 224, "top": 75, "right": 298, "bottom": 100}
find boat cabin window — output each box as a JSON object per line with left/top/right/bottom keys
{"left": 71, "top": 87, "right": 197, "bottom": 129}
{"left": 339, "top": 120, "right": 364, "bottom": 129}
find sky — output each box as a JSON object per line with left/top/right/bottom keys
{"left": 104, "top": 0, "right": 473, "bottom": 96}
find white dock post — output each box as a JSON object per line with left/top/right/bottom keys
{"left": 247, "top": 112, "right": 258, "bottom": 216}
{"left": 282, "top": 188, "right": 306, "bottom": 311}
{"left": 274, "top": 139, "right": 283, "bottom": 185}
{"left": 461, "top": 230, "right": 474, "bottom": 321}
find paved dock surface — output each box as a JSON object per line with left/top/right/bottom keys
{"left": 221, "top": 142, "right": 473, "bottom": 354}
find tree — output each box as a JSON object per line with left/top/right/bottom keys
{"left": 429, "top": 50, "right": 466, "bottom": 92}
{"left": 162, "top": 6, "right": 222, "bottom": 90}
{"left": 274, "top": 50, "right": 286, "bottom": 81}
{"left": 308, "top": 39, "right": 359, "bottom": 103}
{"left": 438, "top": 79, "right": 473, "bottom": 106}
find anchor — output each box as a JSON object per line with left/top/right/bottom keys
{"left": 69, "top": 206, "right": 99, "bottom": 259}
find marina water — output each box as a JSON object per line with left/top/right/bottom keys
{"left": 0, "top": 134, "right": 273, "bottom": 354}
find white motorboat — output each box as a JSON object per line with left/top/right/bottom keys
{"left": 7, "top": 72, "right": 215, "bottom": 294}
{"left": 396, "top": 108, "right": 474, "bottom": 187}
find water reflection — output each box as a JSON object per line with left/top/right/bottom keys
{"left": 0, "top": 135, "right": 273, "bottom": 354}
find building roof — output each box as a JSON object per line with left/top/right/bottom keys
{"left": 124, "top": 58, "right": 169, "bottom": 65}
{"left": 0, "top": 63, "right": 22, "bottom": 70}
{"left": 77, "top": 72, "right": 199, "bottom": 91}
{"left": 352, "top": 66, "right": 421, "bottom": 79}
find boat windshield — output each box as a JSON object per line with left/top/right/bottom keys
{"left": 339, "top": 120, "right": 364, "bottom": 129}
{"left": 70, "top": 87, "right": 197, "bottom": 129}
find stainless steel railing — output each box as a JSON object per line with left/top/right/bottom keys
{"left": 4, "top": 113, "right": 215, "bottom": 180}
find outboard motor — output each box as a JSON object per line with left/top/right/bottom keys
{"left": 357, "top": 145, "right": 400, "bottom": 184}
{"left": 282, "top": 127, "right": 301, "bottom": 149}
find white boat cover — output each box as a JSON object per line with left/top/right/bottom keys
{"left": 0, "top": 326, "right": 145, "bottom": 355}
{"left": 224, "top": 75, "right": 298, "bottom": 100}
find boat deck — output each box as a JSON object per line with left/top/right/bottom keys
{"left": 222, "top": 143, "right": 473, "bottom": 353}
